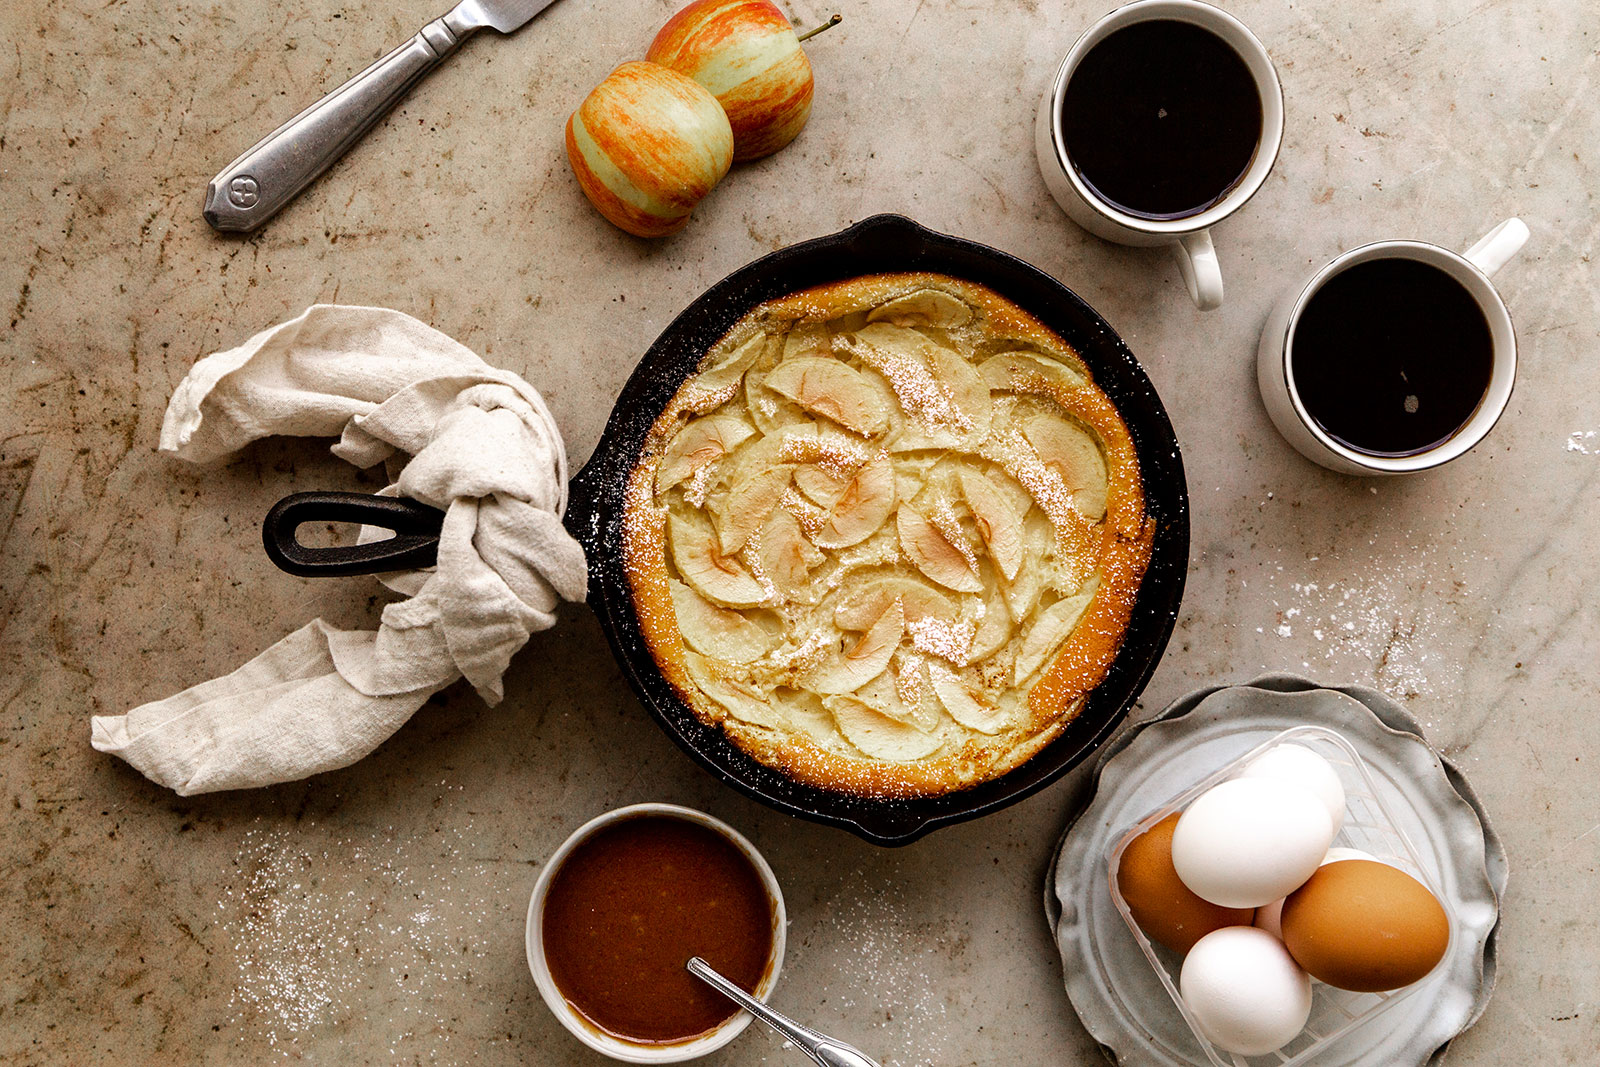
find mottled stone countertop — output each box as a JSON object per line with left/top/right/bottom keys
{"left": 2, "top": 0, "right": 1595, "bottom": 1063}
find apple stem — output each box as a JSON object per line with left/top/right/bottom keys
{"left": 796, "top": 13, "right": 842, "bottom": 43}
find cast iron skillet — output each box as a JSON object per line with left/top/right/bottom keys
{"left": 263, "top": 214, "right": 1190, "bottom": 846}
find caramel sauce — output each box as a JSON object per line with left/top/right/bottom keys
{"left": 542, "top": 816, "right": 774, "bottom": 1044}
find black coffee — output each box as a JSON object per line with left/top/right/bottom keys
{"left": 1290, "top": 258, "right": 1494, "bottom": 457}
{"left": 1061, "top": 19, "right": 1262, "bottom": 219}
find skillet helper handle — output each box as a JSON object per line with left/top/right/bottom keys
{"left": 263, "top": 492, "right": 446, "bottom": 577}
{"left": 203, "top": 17, "right": 474, "bottom": 232}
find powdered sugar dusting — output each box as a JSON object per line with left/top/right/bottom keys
{"left": 1242, "top": 522, "right": 1489, "bottom": 710}
{"left": 1262, "top": 572, "right": 1457, "bottom": 700}
{"left": 216, "top": 809, "right": 497, "bottom": 1058}
{"left": 781, "top": 429, "right": 870, "bottom": 475}
{"left": 847, "top": 338, "right": 971, "bottom": 435}
{"left": 806, "top": 877, "right": 958, "bottom": 1066}
{"left": 907, "top": 614, "right": 976, "bottom": 665}
{"left": 927, "top": 497, "right": 980, "bottom": 575}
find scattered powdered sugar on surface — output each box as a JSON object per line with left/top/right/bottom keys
{"left": 217, "top": 802, "right": 498, "bottom": 1059}
{"left": 1240, "top": 513, "right": 1494, "bottom": 713}
{"left": 1566, "top": 429, "right": 1598, "bottom": 454}
{"left": 799, "top": 876, "right": 958, "bottom": 1067}
{"left": 1257, "top": 567, "right": 1460, "bottom": 703}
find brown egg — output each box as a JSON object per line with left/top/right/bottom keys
{"left": 1280, "top": 859, "right": 1450, "bottom": 992}
{"left": 1117, "top": 813, "right": 1255, "bottom": 954}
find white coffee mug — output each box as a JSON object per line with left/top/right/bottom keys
{"left": 1256, "top": 218, "right": 1530, "bottom": 475}
{"left": 1035, "top": 0, "right": 1284, "bottom": 311}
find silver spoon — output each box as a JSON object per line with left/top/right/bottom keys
{"left": 686, "top": 957, "right": 882, "bottom": 1067}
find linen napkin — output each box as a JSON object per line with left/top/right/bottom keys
{"left": 90, "top": 304, "right": 588, "bottom": 795}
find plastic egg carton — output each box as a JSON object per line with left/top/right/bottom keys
{"left": 1104, "top": 725, "right": 1454, "bottom": 1067}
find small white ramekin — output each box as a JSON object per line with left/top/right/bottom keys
{"left": 525, "top": 803, "right": 787, "bottom": 1063}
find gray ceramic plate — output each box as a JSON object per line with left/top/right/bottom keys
{"left": 1045, "top": 674, "right": 1507, "bottom": 1067}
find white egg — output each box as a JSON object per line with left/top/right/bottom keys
{"left": 1181, "top": 926, "right": 1313, "bottom": 1056}
{"left": 1253, "top": 847, "right": 1377, "bottom": 938}
{"left": 1242, "top": 744, "right": 1347, "bottom": 833}
{"left": 1171, "top": 778, "right": 1336, "bottom": 908}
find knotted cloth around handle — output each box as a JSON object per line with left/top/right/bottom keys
{"left": 90, "top": 305, "right": 589, "bottom": 796}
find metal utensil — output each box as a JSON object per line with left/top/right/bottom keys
{"left": 204, "top": 0, "right": 562, "bottom": 232}
{"left": 686, "top": 957, "right": 881, "bottom": 1067}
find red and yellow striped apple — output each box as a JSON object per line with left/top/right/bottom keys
{"left": 646, "top": 0, "right": 814, "bottom": 162}
{"left": 565, "top": 60, "right": 735, "bottom": 238}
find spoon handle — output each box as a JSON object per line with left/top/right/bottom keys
{"left": 685, "top": 957, "right": 829, "bottom": 1059}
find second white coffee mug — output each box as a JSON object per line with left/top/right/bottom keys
{"left": 1256, "top": 218, "right": 1530, "bottom": 475}
{"left": 1034, "top": 0, "right": 1284, "bottom": 311}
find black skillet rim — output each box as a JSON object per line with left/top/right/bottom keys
{"left": 564, "top": 214, "right": 1189, "bottom": 847}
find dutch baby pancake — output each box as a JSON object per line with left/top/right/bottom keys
{"left": 623, "top": 273, "right": 1152, "bottom": 797}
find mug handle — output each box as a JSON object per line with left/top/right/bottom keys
{"left": 1462, "top": 217, "right": 1530, "bottom": 277}
{"left": 1172, "top": 230, "right": 1224, "bottom": 311}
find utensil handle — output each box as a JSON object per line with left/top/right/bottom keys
{"left": 263, "top": 491, "right": 446, "bottom": 577}
{"left": 204, "top": 18, "right": 473, "bottom": 232}
{"left": 686, "top": 957, "right": 829, "bottom": 1059}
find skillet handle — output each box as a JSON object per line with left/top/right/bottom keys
{"left": 263, "top": 491, "right": 445, "bottom": 577}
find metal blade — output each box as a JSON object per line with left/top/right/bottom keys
{"left": 448, "top": 0, "right": 562, "bottom": 34}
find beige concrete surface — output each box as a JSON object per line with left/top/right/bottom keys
{"left": 2, "top": 0, "right": 1596, "bottom": 1063}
